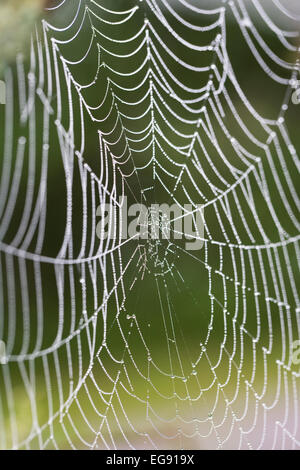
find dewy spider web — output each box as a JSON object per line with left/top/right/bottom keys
{"left": 0, "top": 0, "right": 299, "bottom": 450}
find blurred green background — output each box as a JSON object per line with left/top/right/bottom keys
{"left": 0, "top": 0, "right": 299, "bottom": 449}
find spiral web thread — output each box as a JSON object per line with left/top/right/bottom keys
{"left": 0, "top": 0, "right": 299, "bottom": 450}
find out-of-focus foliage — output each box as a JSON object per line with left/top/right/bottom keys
{"left": 0, "top": 0, "right": 43, "bottom": 75}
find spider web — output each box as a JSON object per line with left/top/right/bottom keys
{"left": 0, "top": 0, "right": 300, "bottom": 450}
